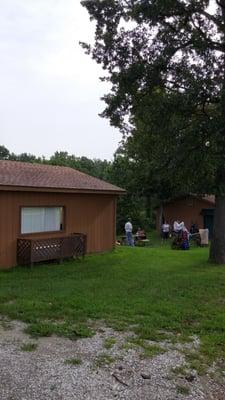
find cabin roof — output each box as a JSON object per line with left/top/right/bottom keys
{"left": 0, "top": 160, "right": 125, "bottom": 194}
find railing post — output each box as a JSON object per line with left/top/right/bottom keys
{"left": 30, "top": 240, "right": 33, "bottom": 268}
{"left": 82, "top": 234, "right": 87, "bottom": 258}
{"left": 59, "top": 237, "right": 63, "bottom": 264}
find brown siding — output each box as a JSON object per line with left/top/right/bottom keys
{"left": 0, "top": 191, "right": 117, "bottom": 269}
{"left": 156, "top": 197, "right": 214, "bottom": 232}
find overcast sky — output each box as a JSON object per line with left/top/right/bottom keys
{"left": 0, "top": 0, "right": 122, "bottom": 160}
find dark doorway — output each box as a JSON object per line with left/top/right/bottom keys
{"left": 201, "top": 209, "right": 214, "bottom": 239}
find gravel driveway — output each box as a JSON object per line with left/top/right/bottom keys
{"left": 0, "top": 318, "right": 224, "bottom": 400}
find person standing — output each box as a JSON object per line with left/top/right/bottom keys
{"left": 161, "top": 221, "right": 170, "bottom": 240}
{"left": 125, "top": 219, "right": 134, "bottom": 246}
{"left": 173, "top": 220, "right": 184, "bottom": 235}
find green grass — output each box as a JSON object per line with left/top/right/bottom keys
{"left": 94, "top": 353, "right": 115, "bottom": 367}
{"left": 183, "top": 350, "right": 208, "bottom": 375}
{"left": 1, "top": 237, "right": 225, "bottom": 368}
{"left": 20, "top": 342, "right": 38, "bottom": 352}
{"left": 171, "top": 365, "right": 188, "bottom": 376}
{"left": 24, "top": 321, "right": 93, "bottom": 340}
{"left": 104, "top": 337, "right": 117, "bottom": 349}
{"left": 176, "top": 385, "right": 191, "bottom": 395}
{"left": 142, "top": 344, "right": 165, "bottom": 358}
{"left": 64, "top": 358, "right": 82, "bottom": 366}
{"left": 125, "top": 336, "right": 165, "bottom": 358}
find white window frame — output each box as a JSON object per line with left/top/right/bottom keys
{"left": 21, "top": 206, "right": 64, "bottom": 234}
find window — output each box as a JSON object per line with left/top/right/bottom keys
{"left": 21, "top": 207, "right": 64, "bottom": 234}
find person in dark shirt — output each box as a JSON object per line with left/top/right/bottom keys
{"left": 135, "top": 227, "right": 146, "bottom": 240}
{"left": 190, "top": 223, "right": 198, "bottom": 234}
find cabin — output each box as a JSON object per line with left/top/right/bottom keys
{"left": 0, "top": 160, "right": 125, "bottom": 269}
{"left": 156, "top": 195, "right": 215, "bottom": 238}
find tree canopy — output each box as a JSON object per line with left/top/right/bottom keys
{"left": 0, "top": 145, "right": 151, "bottom": 232}
{"left": 81, "top": 0, "right": 225, "bottom": 263}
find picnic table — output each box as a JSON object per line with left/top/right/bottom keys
{"left": 121, "top": 235, "right": 149, "bottom": 246}
{"left": 135, "top": 238, "right": 150, "bottom": 247}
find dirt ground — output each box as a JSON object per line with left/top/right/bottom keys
{"left": 0, "top": 318, "right": 225, "bottom": 400}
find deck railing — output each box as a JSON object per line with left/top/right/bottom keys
{"left": 17, "top": 233, "right": 87, "bottom": 267}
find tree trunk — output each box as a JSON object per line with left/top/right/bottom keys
{"left": 209, "top": 1, "right": 225, "bottom": 264}
{"left": 209, "top": 196, "right": 225, "bottom": 264}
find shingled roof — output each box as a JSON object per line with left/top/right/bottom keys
{"left": 161, "top": 194, "right": 215, "bottom": 206}
{"left": 0, "top": 160, "right": 125, "bottom": 194}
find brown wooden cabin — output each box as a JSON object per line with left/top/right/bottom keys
{"left": 156, "top": 195, "right": 215, "bottom": 238}
{"left": 0, "top": 160, "right": 125, "bottom": 269}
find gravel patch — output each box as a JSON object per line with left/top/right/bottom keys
{"left": 0, "top": 318, "right": 225, "bottom": 400}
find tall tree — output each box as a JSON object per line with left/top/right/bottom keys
{"left": 0, "top": 145, "right": 10, "bottom": 160}
{"left": 81, "top": 0, "right": 225, "bottom": 263}
{"left": 10, "top": 152, "right": 40, "bottom": 163}
{"left": 109, "top": 148, "right": 151, "bottom": 232}
{"left": 49, "top": 151, "right": 112, "bottom": 179}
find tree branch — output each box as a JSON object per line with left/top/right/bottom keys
{"left": 201, "top": 10, "right": 224, "bottom": 30}
{"left": 202, "top": 101, "right": 211, "bottom": 120}
{"left": 165, "top": 79, "right": 189, "bottom": 91}
{"left": 190, "top": 15, "right": 224, "bottom": 51}
{"left": 216, "top": 0, "right": 225, "bottom": 9}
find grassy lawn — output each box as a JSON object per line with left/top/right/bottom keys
{"left": 1, "top": 237, "right": 225, "bottom": 368}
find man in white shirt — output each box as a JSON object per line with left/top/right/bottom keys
{"left": 173, "top": 220, "right": 184, "bottom": 234}
{"left": 125, "top": 219, "right": 134, "bottom": 246}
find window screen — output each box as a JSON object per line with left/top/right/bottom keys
{"left": 21, "top": 207, "right": 63, "bottom": 234}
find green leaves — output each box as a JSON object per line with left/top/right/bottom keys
{"left": 81, "top": 0, "right": 225, "bottom": 197}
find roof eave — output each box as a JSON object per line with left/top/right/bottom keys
{"left": 0, "top": 185, "right": 126, "bottom": 195}
{"left": 155, "top": 194, "right": 215, "bottom": 208}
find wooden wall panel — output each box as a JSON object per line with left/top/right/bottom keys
{"left": 0, "top": 191, "right": 117, "bottom": 268}
{"left": 156, "top": 197, "right": 214, "bottom": 232}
